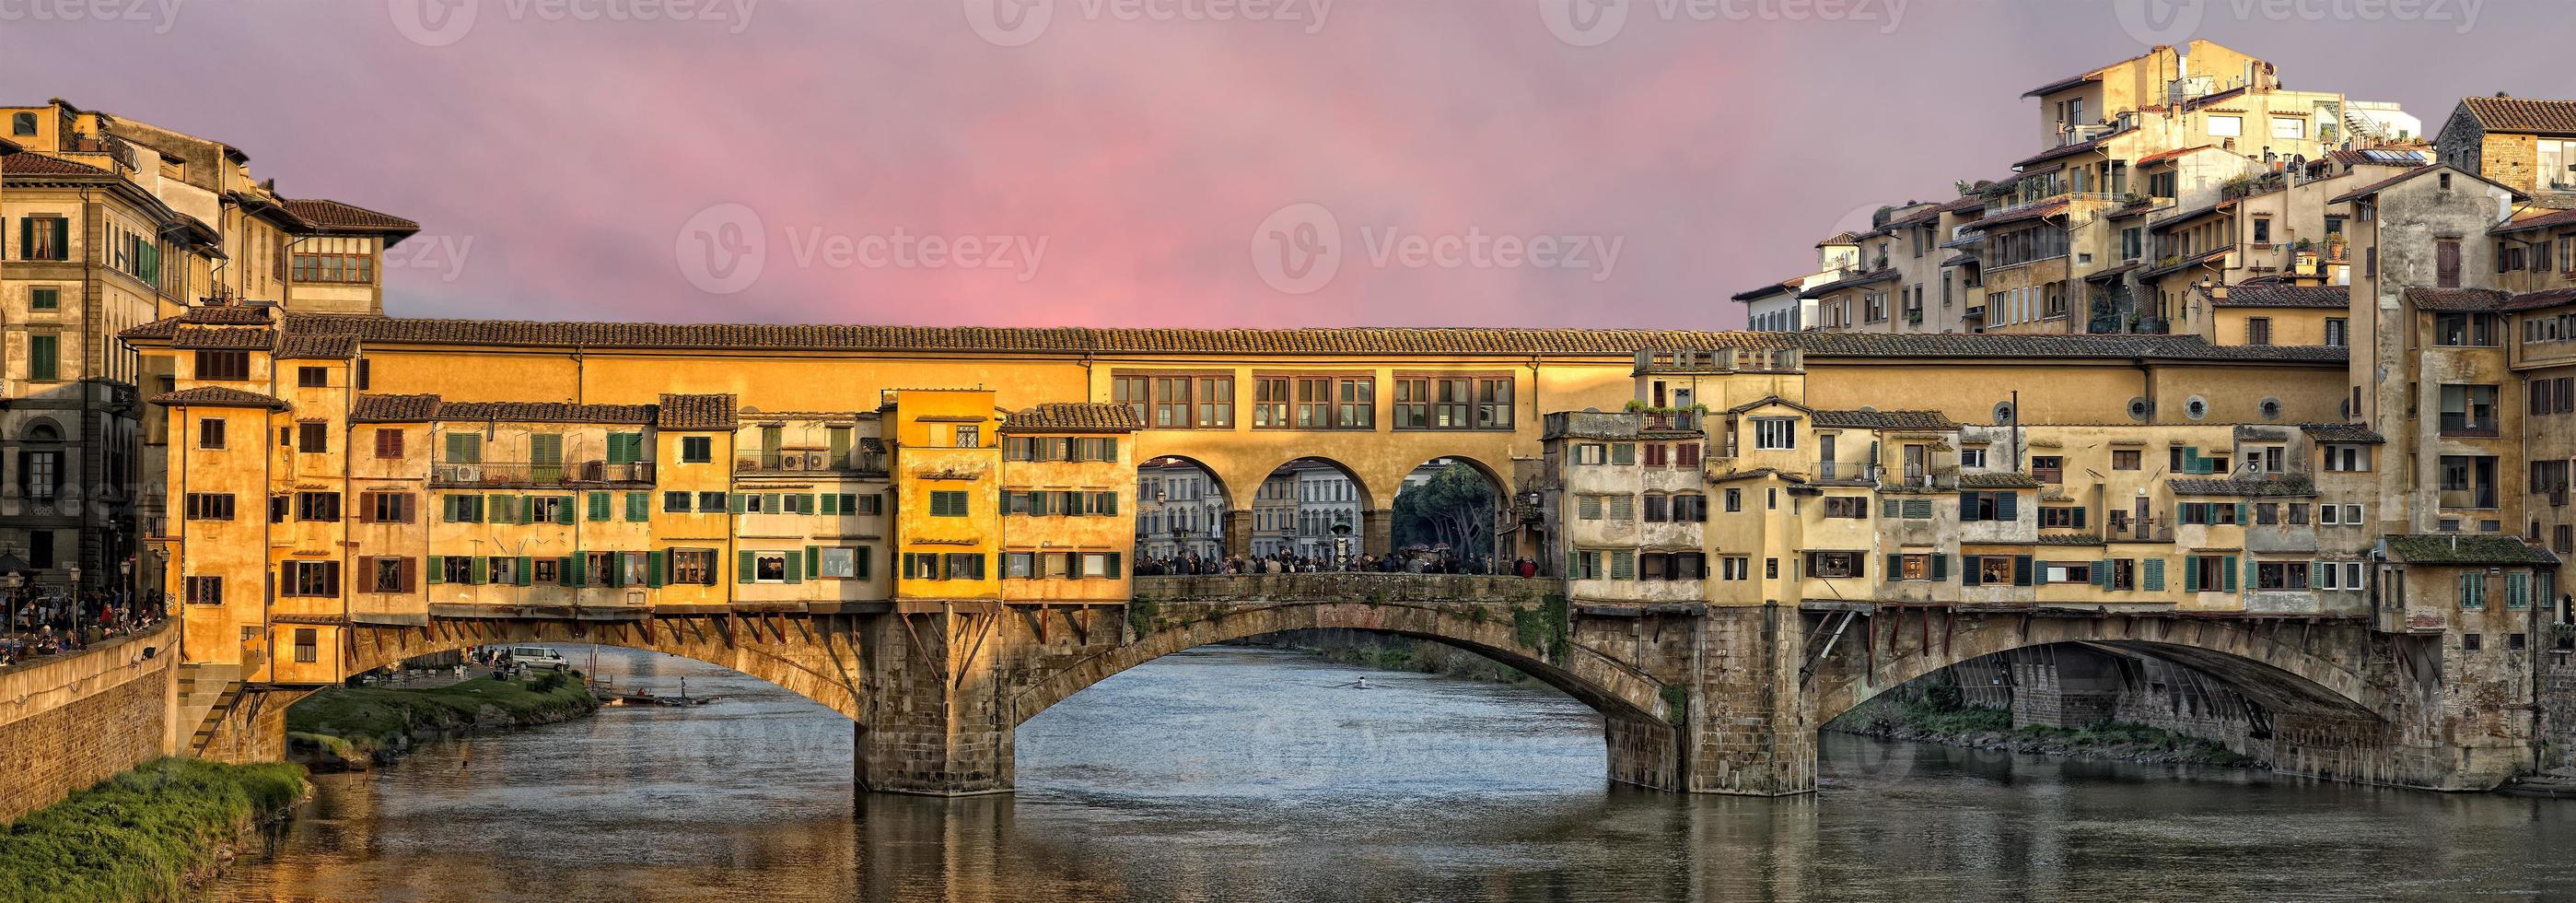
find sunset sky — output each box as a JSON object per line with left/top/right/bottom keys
{"left": 3, "top": 0, "right": 2561, "bottom": 329}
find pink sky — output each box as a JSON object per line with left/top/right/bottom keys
{"left": 1, "top": 0, "right": 2559, "bottom": 329}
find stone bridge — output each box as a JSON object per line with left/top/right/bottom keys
{"left": 284, "top": 576, "right": 2507, "bottom": 796}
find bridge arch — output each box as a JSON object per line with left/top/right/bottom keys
{"left": 1010, "top": 580, "right": 1673, "bottom": 731}
{"left": 1806, "top": 611, "right": 2388, "bottom": 726}
{"left": 342, "top": 615, "right": 873, "bottom": 721}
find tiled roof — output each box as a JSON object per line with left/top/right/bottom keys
{"left": 1002, "top": 402, "right": 1144, "bottom": 433}
{"left": 2327, "top": 165, "right": 2526, "bottom": 205}
{"left": 2147, "top": 198, "right": 2234, "bottom": 232}
{"left": 2456, "top": 96, "right": 2576, "bottom": 136}
{"left": 349, "top": 393, "right": 440, "bottom": 422}
{"left": 180, "top": 305, "right": 275, "bottom": 325}
{"left": 1814, "top": 230, "right": 1862, "bottom": 247}
{"left": 348, "top": 393, "right": 654, "bottom": 425}
{"left": 2021, "top": 71, "right": 2102, "bottom": 100}
{"left": 151, "top": 386, "right": 286, "bottom": 410}
{"left": 2209, "top": 285, "right": 2348, "bottom": 309}
{"left": 2168, "top": 476, "right": 2317, "bottom": 497}
{"left": 2139, "top": 247, "right": 2231, "bottom": 280}
{"left": 169, "top": 326, "right": 273, "bottom": 350}
{"left": 2301, "top": 423, "right": 2384, "bottom": 444}
{"left": 2136, "top": 145, "right": 2220, "bottom": 167}
{"left": 1941, "top": 253, "right": 1977, "bottom": 267}
{"left": 2011, "top": 130, "right": 2127, "bottom": 170}
{"left": 2493, "top": 207, "right": 2576, "bottom": 236}
{"left": 1730, "top": 277, "right": 1804, "bottom": 302}
{"left": 1809, "top": 409, "right": 1958, "bottom": 430}
{"left": 2, "top": 154, "right": 111, "bottom": 177}
{"left": 1959, "top": 473, "right": 2039, "bottom": 488}
{"left": 2506, "top": 287, "right": 2576, "bottom": 311}
{"left": 2405, "top": 287, "right": 2512, "bottom": 311}
{"left": 1967, "top": 199, "right": 2070, "bottom": 230}
{"left": 2084, "top": 261, "right": 2144, "bottom": 282}
{"left": 282, "top": 198, "right": 419, "bottom": 233}
{"left": 1798, "top": 267, "right": 1900, "bottom": 299}
{"left": 274, "top": 333, "right": 358, "bottom": 359}
{"left": 117, "top": 313, "right": 2348, "bottom": 364}
{"left": 2384, "top": 534, "right": 2559, "bottom": 566}
{"left": 655, "top": 393, "right": 738, "bottom": 430}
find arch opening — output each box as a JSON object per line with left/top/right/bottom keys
{"left": 1387, "top": 456, "right": 1509, "bottom": 575}
{"left": 1134, "top": 455, "right": 1230, "bottom": 563}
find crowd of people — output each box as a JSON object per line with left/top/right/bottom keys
{"left": 0, "top": 586, "right": 164, "bottom": 667}
{"left": 1133, "top": 550, "right": 1544, "bottom": 578}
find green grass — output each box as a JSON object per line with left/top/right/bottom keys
{"left": 286, "top": 672, "right": 596, "bottom": 763}
{"left": 0, "top": 756, "right": 306, "bottom": 902}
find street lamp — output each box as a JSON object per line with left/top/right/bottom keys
{"left": 1331, "top": 514, "right": 1353, "bottom": 570}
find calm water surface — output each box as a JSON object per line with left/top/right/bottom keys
{"left": 209, "top": 646, "right": 2576, "bottom": 902}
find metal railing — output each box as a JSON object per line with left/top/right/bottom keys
{"left": 2439, "top": 414, "right": 2499, "bottom": 437}
{"left": 430, "top": 460, "right": 656, "bottom": 487}
{"left": 736, "top": 450, "right": 885, "bottom": 474}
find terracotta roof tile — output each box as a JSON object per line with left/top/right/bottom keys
{"left": 2506, "top": 287, "right": 2576, "bottom": 311}
{"left": 2384, "top": 534, "right": 2559, "bottom": 566}
{"left": 3, "top": 153, "right": 111, "bottom": 177}
{"left": 2493, "top": 207, "right": 2576, "bottom": 236}
{"left": 169, "top": 326, "right": 274, "bottom": 350}
{"left": 2406, "top": 287, "right": 2512, "bottom": 311}
{"left": 1809, "top": 409, "right": 1958, "bottom": 430}
{"left": 282, "top": 198, "right": 419, "bottom": 233}
{"left": 655, "top": 393, "right": 738, "bottom": 430}
{"left": 2458, "top": 96, "right": 2576, "bottom": 135}
{"left": 1797, "top": 267, "right": 1900, "bottom": 299}
{"left": 350, "top": 394, "right": 440, "bottom": 422}
{"left": 151, "top": 386, "right": 286, "bottom": 410}
{"left": 2168, "top": 476, "right": 2317, "bottom": 497}
{"left": 274, "top": 333, "right": 358, "bottom": 359}
{"left": 1959, "top": 473, "right": 2039, "bottom": 488}
{"left": 2209, "top": 285, "right": 2348, "bottom": 309}
{"left": 348, "top": 393, "right": 653, "bottom": 425}
{"left": 1730, "top": 277, "right": 1805, "bottom": 302}
{"left": 2301, "top": 423, "right": 2384, "bottom": 444}
{"left": 1002, "top": 403, "right": 1144, "bottom": 433}
{"left": 181, "top": 305, "right": 276, "bottom": 325}
{"left": 2328, "top": 165, "right": 2526, "bottom": 205}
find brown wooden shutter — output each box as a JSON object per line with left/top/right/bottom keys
{"left": 2437, "top": 240, "right": 2462, "bottom": 287}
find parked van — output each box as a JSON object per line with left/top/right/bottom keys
{"left": 508, "top": 646, "right": 571, "bottom": 671}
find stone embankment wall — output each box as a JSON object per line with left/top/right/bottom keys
{"left": 0, "top": 621, "right": 179, "bottom": 821}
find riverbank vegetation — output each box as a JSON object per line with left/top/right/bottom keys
{"left": 286, "top": 670, "right": 598, "bottom": 769}
{"left": 1834, "top": 687, "right": 2260, "bottom": 768}
{"left": 0, "top": 756, "right": 305, "bottom": 902}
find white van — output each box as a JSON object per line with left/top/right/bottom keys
{"left": 508, "top": 646, "right": 571, "bottom": 671}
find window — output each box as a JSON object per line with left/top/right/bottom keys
{"left": 1391, "top": 375, "right": 1512, "bottom": 429}
{"left": 367, "top": 557, "right": 414, "bottom": 593}
{"left": 194, "top": 350, "right": 250, "bottom": 381}
{"left": 1822, "top": 497, "right": 1869, "bottom": 519}
{"left": 295, "top": 491, "right": 341, "bottom": 522}
{"left": 1723, "top": 488, "right": 1742, "bottom": 512}
{"left": 930, "top": 490, "right": 969, "bottom": 517}
{"left": 1753, "top": 419, "right": 1795, "bottom": 451}
{"left": 281, "top": 561, "right": 341, "bottom": 598}
{"left": 2325, "top": 317, "right": 2348, "bottom": 347}
{"left": 297, "top": 421, "right": 329, "bottom": 453}
{"left": 2324, "top": 445, "right": 2371, "bottom": 473}
{"left": 1720, "top": 557, "right": 1751, "bottom": 580}
{"left": 1670, "top": 493, "right": 1708, "bottom": 522}
{"left": 26, "top": 334, "right": 56, "bottom": 382}
{"left": 2244, "top": 317, "right": 2272, "bottom": 346}
{"left": 665, "top": 491, "right": 693, "bottom": 512}
{"left": 2269, "top": 116, "right": 2304, "bottom": 140}
{"left": 2437, "top": 239, "right": 2463, "bottom": 288}
{"left": 1607, "top": 495, "right": 1635, "bottom": 522}
{"left": 1577, "top": 496, "right": 1603, "bottom": 521}
{"left": 1574, "top": 443, "right": 1606, "bottom": 465}
{"left": 2255, "top": 561, "right": 2310, "bottom": 591}
{"left": 295, "top": 366, "right": 329, "bottom": 388}
{"left": 2112, "top": 450, "right": 2140, "bottom": 471}
{"left": 2040, "top": 507, "right": 2087, "bottom": 529}
{"left": 443, "top": 432, "right": 482, "bottom": 464}
{"left": 817, "top": 547, "right": 864, "bottom": 580}
{"left": 18, "top": 216, "right": 65, "bottom": 261}
{"left": 2108, "top": 558, "right": 2138, "bottom": 591}
{"left": 374, "top": 428, "right": 404, "bottom": 459}
{"left": 198, "top": 417, "right": 227, "bottom": 450}
{"left": 2207, "top": 115, "right": 2243, "bottom": 137}
{"left": 2045, "top": 561, "right": 2093, "bottom": 584}
{"left": 289, "top": 252, "right": 375, "bottom": 284}
{"left": 668, "top": 549, "right": 717, "bottom": 585}
{"left": 2459, "top": 571, "right": 2487, "bottom": 610}
{"left": 363, "top": 492, "right": 414, "bottom": 523}
{"left": 2440, "top": 385, "right": 2500, "bottom": 435}
{"left": 1805, "top": 551, "right": 1864, "bottom": 579}
{"left": 1960, "top": 448, "right": 1987, "bottom": 468}
{"left": 2031, "top": 455, "right": 2062, "bottom": 484}
{"left": 184, "top": 493, "right": 236, "bottom": 521}
{"left": 184, "top": 576, "right": 223, "bottom": 605}
{"left": 27, "top": 287, "right": 56, "bottom": 311}
{"left": 681, "top": 436, "right": 712, "bottom": 463}
{"left": 8, "top": 112, "right": 30, "bottom": 135}
{"left": 442, "top": 494, "right": 485, "bottom": 523}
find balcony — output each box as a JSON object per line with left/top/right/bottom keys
{"left": 1814, "top": 459, "right": 1875, "bottom": 484}
{"left": 2104, "top": 516, "right": 2174, "bottom": 544}
{"left": 2439, "top": 413, "right": 2500, "bottom": 438}
{"left": 431, "top": 460, "right": 655, "bottom": 487}
{"left": 1640, "top": 411, "right": 1701, "bottom": 432}
{"left": 735, "top": 449, "right": 886, "bottom": 474}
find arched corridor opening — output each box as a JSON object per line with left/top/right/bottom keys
{"left": 1239, "top": 456, "right": 1370, "bottom": 569}
{"left": 1133, "top": 456, "right": 1229, "bottom": 562}
{"left": 1387, "top": 456, "right": 1508, "bottom": 574}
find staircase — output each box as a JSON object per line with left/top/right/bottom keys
{"left": 175, "top": 663, "right": 243, "bottom": 755}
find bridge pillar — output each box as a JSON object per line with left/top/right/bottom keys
{"left": 1685, "top": 604, "right": 1815, "bottom": 795}
{"left": 1361, "top": 509, "right": 1393, "bottom": 558}
{"left": 856, "top": 606, "right": 1014, "bottom": 797}
{"left": 1224, "top": 509, "right": 1253, "bottom": 560}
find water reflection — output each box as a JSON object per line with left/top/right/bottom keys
{"left": 212, "top": 646, "right": 2576, "bottom": 902}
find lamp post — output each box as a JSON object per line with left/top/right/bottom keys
{"left": 1331, "top": 514, "right": 1353, "bottom": 571}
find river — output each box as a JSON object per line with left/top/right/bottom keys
{"left": 209, "top": 645, "right": 2576, "bottom": 901}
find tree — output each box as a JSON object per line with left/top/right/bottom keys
{"left": 1391, "top": 463, "right": 1496, "bottom": 563}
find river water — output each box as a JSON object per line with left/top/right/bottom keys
{"left": 210, "top": 645, "right": 2576, "bottom": 902}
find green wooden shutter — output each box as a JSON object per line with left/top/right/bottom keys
{"left": 2144, "top": 557, "right": 2165, "bottom": 592}
{"left": 798, "top": 494, "right": 816, "bottom": 516}
{"left": 554, "top": 498, "right": 575, "bottom": 524}
{"left": 1884, "top": 553, "right": 1902, "bottom": 578}
{"left": 806, "top": 545, "right": 821, "bottom": 578}
{"left": 2093, "top": 562, "right": 2113, "bottom": 590}
{"left": 784, "top": 552, "right": 801, "bottom": 584}
{"left": 763, "top": 493, "right": 781, "bottom": 514}
{"left": 2026, "top": 557, "right": 2045, "bottom": 586}
{"left": 2311, "top": 561, "right": 2325, "bottom": 591}
{"left": 517, "top": 556, "right": 533, "bottom": 587}
{"left": 567, "top": 554, "right": 588, "bottom": 587}
{"left": 739, "top": 550, "right": 757, "bottom": 583}
{"left": 2224, "top": 556, "right": 2240, "bottom": 592}
{"left": 627, "top": 492, "right": 649, "bottom": 522}
{"left": 1931, "top": 554, "right": 1950, "bottom": 581}
{"left": 1962, "top": 557, "right": 1981, "bottom": 587}
{"left": 1998, "top": 493, "right": 2018, "bottom": 522}
{"left": 28, "top": 335, "right": 56, "bottom": 381}
{"left": 2510, "top": 572, "right": 2532, "bottom": 609}
{"left": 2183, "top": 557, "right": 2201, "bottom": 592}
{"left": 518, "top": 495, "right": 534, "bottom": 524}
{"left": 1958, "top": 492, "right": 1980, "bottom": 522}
{"left": 16, "top": 218, "right": 27, "bottom": 260}
{"left": 821, "top": 494, "right": 838, "bottom": 515}
{"left": 555, "top": 556, "right": 574, "bottom": 585}
{"left": 647, "top": 550, "right": 666, "bottom": 588}
{"left": 589, "top": 491, "right": 611, "bottom": 522}
{"left": 426, "top": 555, "right": 446, "bottom": 584}
{"left": 47, "top": 218, "right": 64, "bottom": 260}
{"left": 855, "top": 547, "right": 871, "bottom": 580}
{"left": 471, "top": 557, "right": 488, "bottom": 585}
{"left": 730, "top": 493, "right": 749, "bottom": 514}
{"left": 1882, "top": 499, "right": 1900, "bottom": 519}
{"left": 2072, "top": 507, "right": 2088, "bottom": 529}
{"left": 1612, "top": 443, "right": 1635, "bottom": 465}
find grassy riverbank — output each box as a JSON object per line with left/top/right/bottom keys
{"left": 0, "top": 757, "right": 305, "bottom": 902}
{"left": 286, "top": 670, "right": 599, "bottom": 769}
{"left": 1834, "top": 695, "right": 2261, "bottom": 768}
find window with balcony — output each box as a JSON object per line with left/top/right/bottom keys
{"left": 2031, "top": 455, "right": 2063, "bottom": 483}
{"left": 1804, "top": 551, "right": 1865, "bottom": 579}
{"left": 2439, "top": 384, "right": 2499, "bottom": 435}
{"left": 2441, "top": 455, "right": 2500, "bottom": 509}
